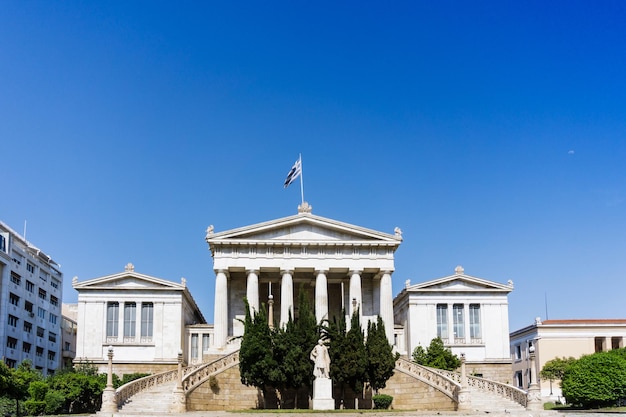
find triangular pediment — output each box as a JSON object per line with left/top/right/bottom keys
{"left": 73, "top": 270, "right": 184, "bottom": 291}
{"left": 406, "top": 267, "right": 513, "bottom": 293}
{"left": 206, "top": 212, "right": 402, "bottom": 245}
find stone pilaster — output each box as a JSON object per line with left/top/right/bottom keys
{"left": 246, "top": 269, "right": 259, "bottom": 315}
{"left": 280, "top": 270, "right": 294, "bottom": 327}
{"left": 315, "top": 270, "right": 328, "bottom": 325}
{"left": 379, "top": 271, "right": 394, "bottom": 344}
{"left": 213, "top": 270, "right": 229, "bottom": 348}
{"left": 526, "top": 346, "right": 542, "bottom": 411}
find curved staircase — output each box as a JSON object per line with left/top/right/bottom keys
{"left": 111, "top": 352, "right": 529, "bottom": 414}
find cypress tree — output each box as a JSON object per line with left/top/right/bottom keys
{"left": 366, "top": 316, "right": 399, "bottom": 393}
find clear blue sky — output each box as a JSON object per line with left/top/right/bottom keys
{"left": 2, "top": 1, "right": 625, "bottom": 331}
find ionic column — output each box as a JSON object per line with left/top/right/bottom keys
{"left": 213, "top": 269, "right": 229, "bottom": 348}
{"left": 280, "top": 270, "right": 294, "bottom": 328}
{"left": 315, "top": 270, "right": 328, "bottom": 324}
{"left": 246, "top": 269, "right": 259, "bottom": 315}
{"left": 349, "top": 270, "right": 362, "bottom": 322}
{"left": 379, "top": 271, "right": 394, "bottom": 344}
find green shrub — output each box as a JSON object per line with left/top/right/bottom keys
{"left": 44, "top": 389, "right": 66, "bottom": 414}
{"left": 23, "top": 399, "right": 46, "bottom": 416}
{"left": 372, "top": 394, "right": 393, "bottom": 409}
{"left": 562, "top": 350, "right": 626, "bottom": 408}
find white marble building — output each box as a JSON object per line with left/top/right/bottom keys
{"left": 72, "top": 263, "right": 205, "bottom": 373}
{"left": 393, "top": 266, "right": 514, "bottom": 381}
{"left": 205, "top": 203, "right": 403, "bottom": 352}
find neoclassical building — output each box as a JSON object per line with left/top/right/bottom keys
{"left": 393, "top": 266, "right": 514, "bottom": 382}
{"left": 205, "top": 203, "right": 403, "bottom": 352}
{"left": 72, "top": 263, "right": 205, "bottom": 374}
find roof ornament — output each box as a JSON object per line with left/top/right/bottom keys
{"left": 394, "top": 227, "right": 402, "bottom": 237}
{"left": 405, "top": 279, "right": 411, "bottom": 288}
{"left": 454, "top": 265, "right": 464, "bottom": 275}
{"left": 298, "top": 201, "right": 312, "bottom": 214}
{"left": 507, "top": 279, "right": 514, "bottom": 288}
{"left": 125, "top": 263, "right": 135, "bottom": 272}
{"left": 181, "top": 277, "right": 187, "bottom": 287}
{"left": 72, "top": 276, "right": 78, "bottom": 285}
{"left": 206, "top": 225, "right": 214, "bottom": 238}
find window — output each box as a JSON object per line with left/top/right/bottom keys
{"left": 202, "top": 334, "right": 210, "bottom": 353}
{"left": 8, "top": 315, "right": 18, "bottom": 327}
{"left": 26, "top": 280, "right": 34, "bottom": 292}
{"left": 37, "top": 327, "right": 45, "bottom": 338}
{"left": 469, "top": 304, "right": 481, "bottom": 340}
{"left": 141, "top": 302, "right": 153, "bottom": 338}
{"left": 38, "top": 307, "right": 46, "bottom": 319}
{"left": 11, "top": 272, "right": 21, "bottom": 285}
{"left": 39, "top": 274, "right": 47, "bottom": 283}
{"left": 25, "top": 301, "right": 33, "bottom": 314}
{"left": 595, "top": 337, "right": 605, "bottom": 353}
{"left": 38, "top": 288, "right": 47, "bottom": 300}
{"left": 48, "top": 332, "right": 57, "bottom": 343}
{"left": 191, "top": 334, "right": 199, "bottom": 360}
{"left": 612, "top": 337, "right": 623, "bottom": 350}
{"left": 106, "top": 302, "right": 119, "bottom": 337}
{"left": 10, "top": 293, "right": 20, "bottom": 306}
{"left": 51, "top": 279, "right": 59, "bottom": 289}
{"left": 50, "top": 296, "right": 58, "bottom": 307}
{"left": 24, "top": 321, "right": 32, "bottom": 333}
{"left": 64, "top": 342, "right": 71, "bottom": 351}
{"left": 36, "top": 347, "right": 44, "bottom": 357}
{"left": 124, "top": 302, "right": 136, "bottom": 338}
{"left": 515, "top": 344, "right": 522, "bottom": 360}
{"left": 7, "top": 337, "right": 17, "bottom": 349}
{"left": 23, "top": 342, "right": 31, "bottom": 353}
{"left": 453, "top": 304, "right": 465, "bottom": 340}
{"left": 515, "top": 371, "right": 523, "bottom": 388}
{"left": 436, "top": 304, "right": 448, "bottom": 339}
{"left": 49, "top": 314, "right": 57, "bottom": 325}
{"left": 0, "top": 233, "right": 6, "bottom": 252}
{"left": 27, "top": 262, "right": 35, "bottom": 273}
{"left": 48, "top": 350, "right": 55, "bottom": 361}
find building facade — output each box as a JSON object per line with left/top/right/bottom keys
{"left": 393, "top": 266, "right": 513, "bottom": 382}
{"left": 72, "top": 263, "right": 205, "bottom": 374}
{"left": 0, "top": 221, "right": 63, "bottom": 374}
{"left": 205, "top": 204, "right": 403, "bottom": 353}
{"left": 510, "top": 317, "right": 626, "bottom": 400}
{"left": 61, "top": 303, "right": 78, "bottom": 369}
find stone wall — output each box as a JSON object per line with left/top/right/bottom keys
{"left": 108, "top": 363, "right": 176, "bottom": 377}
{"left": 186, "top": 365, "right": 261, "bottom": 410}
{"left": 185, "top": 362, "right": 459, "bottom": 411}
{"left": 380, "top": 369, "right": 457, "bottom": 411}
{"left": 467, "top": 362, "right": 512, "bottom": 384}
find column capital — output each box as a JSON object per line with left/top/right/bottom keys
{"left": 348, "top": 270, "right": 362, "bottom": 276}
{"left": 215, "top": 269, "right": 229, "bottom": 277}
{"left": 280, "top": 269, "right": 294, "bottom": 276}
{"left": 246, "top": 269, "right": 259, "bottom": 275}
{"left": 315, "top": 269, "right": 328, "bottom": 276}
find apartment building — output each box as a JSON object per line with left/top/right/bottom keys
{"left": 0, "top": 221, "right": 63, "bottom": 374}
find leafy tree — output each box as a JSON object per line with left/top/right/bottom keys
{"left": 366, "top": 316, "right": 400, "bottom": 393}
{"left": 412, "top": 337, "right": 460, "bottom": 371}
{"left": 48, "top": 369, "right": 105, "bottom": 413}
{"left": 562, "top": 350, "right": 626, "bottom": 408}
{"left": 6, "top": 360, "right": 42, "bottom": 416}
{"left": 540, "top": 356, "right": 576, "bottom": 384}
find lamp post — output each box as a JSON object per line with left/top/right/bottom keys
{"left": 457, "top": 353, "right": 471, "bottom": 411}
{"left": 268, "top": 294, "right": 274, "bottom": 329}
{"left": 100, "top": 346, "right": 118, "bottom": 413}
{"left": 171, "top": 349, "right": 187, "bottom": 413}
{"left": 526, "top": 344, "right": 542, "bottom": 411}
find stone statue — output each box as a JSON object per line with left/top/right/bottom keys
{"left": 310, "top": 339, "right": 330, "bottom": 379}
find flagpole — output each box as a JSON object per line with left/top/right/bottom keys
{"left": 299, "top": 154, "right": 304, "bottom": 204}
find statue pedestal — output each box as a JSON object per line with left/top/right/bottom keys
{"left": 312, "top": 378, "right": 334, "bottom": 410}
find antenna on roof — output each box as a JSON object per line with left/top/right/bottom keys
{"left": 545, "top": 292, "right": 549, "bottom": 320}
{"left": 23, "top": 220, "right": 27, "bottom": 240}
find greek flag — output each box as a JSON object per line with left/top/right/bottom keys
{"left": 284, "top": 157, "right": 302, "bottom": 188}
